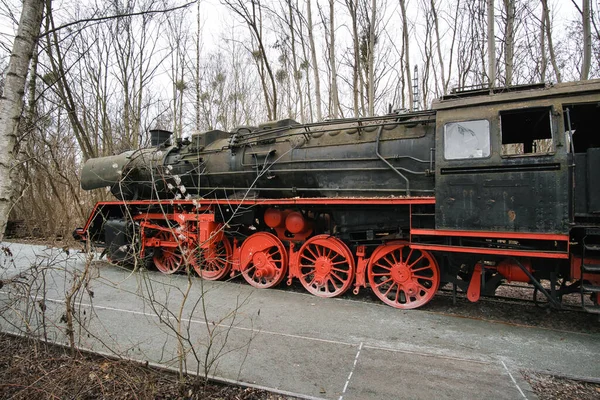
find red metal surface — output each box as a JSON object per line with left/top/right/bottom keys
{"left": 81, "top": 197, "right": 436, "bottom": 233}
{"left": 152, "top": 231, "right": 183, "bottom": 274}
{"left": 285, "top": 211, "right": 309, "bottom": 234}
{"left": 410, "top": 244, "right": 569, "bottom": 259}
{"left": 353, "top": 245, "right": 368, "bottom": 294}
{"left": 496, "top": 259, "right": 532, "bottom": 282}
{"left": 367, "top": 244, "right": 440, "bottom": 309}
{"left": 411, "top": 228, "right": 569, "bottom": 241}
{"left": 190, "top": 236, "right": 232, "bottom": 280}
{"left": 570, "top": 256, "right": 600, "bottom": 284}
{"left": 296, "top": 235, "right": 355, "bottom": 298}
{"left": 239, "top": 232, "right": 288, "bottom": 288}
{"left": 467, "top": 264, "right": 482, "bottom": 302}
{"left": 263, "top": 208, "right": 286, "bottom": 229}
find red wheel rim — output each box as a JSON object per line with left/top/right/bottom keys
{"left": 190, "top": 237, "right": 232, "bottom": 280}
{"left": 153, "top": 231, "right": 183, "bottom": 274}
{"left": 367, "top": 245, "right": 440, "bottom": 309}
{"left": 297, "top": 235, "right": 355, "bottom": 297}
{"left": 240, "top": 232, "right": 288, "bottom": 288}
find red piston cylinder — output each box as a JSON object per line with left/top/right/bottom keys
{"left": 496, "top": 259, "right": 533, "bottom": 282}
{"left": 264, "top": 208, "right": 284, "bottom": 228}
{"left": 285, "top": 211, "right": 307, "bottom": 234}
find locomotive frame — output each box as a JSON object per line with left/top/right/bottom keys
{"left": 75, "top": 79, "right": 600, "bottom": 312}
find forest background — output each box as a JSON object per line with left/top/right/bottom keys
{"left": 0, "top": 0, "right": 598, "bottom": 240}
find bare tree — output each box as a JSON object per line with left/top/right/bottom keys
{"left": 540, "top": 0, "right": 562, "bottom": 82}
{"left": 222, "top": 0, "right": 278, "bottom": 120}
{"left": 399, "top": 0, "right": 413, "bottom": 108}
{"left": 284, "top": 0, "right": 306, "bottom": 122}
{"left": 430, "top": 0, "right": 447, "bottom": 95}
{"left": 306, "top": 0, "right": 323, "bottom": 121}
{"left": 326, "top": 0, "right": 341, "bottom": 118}
{"left": 488, "top": 0, "right": 496, "bottom": 88}
{"left": 581, "top": 0, "right": 592, "bottom": 79}
{"left": 503, "top": 0, "right": 515, "bottom": 85}
{"left": 346, "top": 0, "right": 365, "bottom": 116}
{"left": 367, "top": 0, "right": 377, "bottom": 116}
{"left": 0, "top": 0, "right": 45, "bottom": 240}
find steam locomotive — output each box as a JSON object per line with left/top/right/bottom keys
{"left": 75, "top": 79, "right": 600, "bottom": 311}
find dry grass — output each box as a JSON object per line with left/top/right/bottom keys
{"left": 0, "top": 333, "right": 291, "bottom": 400}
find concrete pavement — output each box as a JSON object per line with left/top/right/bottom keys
{"left": 1, "top": 241, "right": 599, "bottom": 399}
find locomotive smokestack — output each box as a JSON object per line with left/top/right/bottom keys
{"left": 150, "top": 129, "right": 173, "bottom": 147}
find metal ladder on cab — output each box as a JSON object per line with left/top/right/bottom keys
{"left": 581, "top": 228, "right": 600, "bottom": 313}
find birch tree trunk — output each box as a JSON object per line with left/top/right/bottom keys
{"left": 286, "top": 0, "right": 305, "bottom": 122}
{"left": 581, "top": 0, "right": 591, "bottom": 80}
{"left": 541, "top": 0, "right": 561, "bottom": 82}
{"left": 399, "top": 0, "right": 413, "bottom": 109}
{"left": 328, "top": 0, "right": 340, "bottom": 118}
{"left": 346, "top": 0, "right": 362, "bottom": 117}
{"left": 0, "top": 0, "right": 45, "bottom": 240}
{"left": 306, "top": 0, "right": 323, "bottom": 121}
{"left": 539, "top": 4, "right": 547, "bottom": 81}
{"left": 367, "top": 0, "right": 376, "bottom": 116}
{"left": 430, "top": 0, "right": 446, "bottom": 95}
{"left": 487, "top": 0, "right": 496, "bottom": 88}
{"left": 503, "top": 0, "right": 515, "bottom": 86}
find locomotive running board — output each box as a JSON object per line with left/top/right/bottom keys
{"left": 410, "top": 228, "right": 570, "bottom": 259}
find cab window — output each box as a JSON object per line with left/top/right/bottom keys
{"left": 500, "top": 107, "right": 553, "bottom": 156}
{"left": 444, "top": 120, "right": 491, "bottom": 160}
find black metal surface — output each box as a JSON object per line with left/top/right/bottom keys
{"left": 88, "top": 113, "right": 437, "bottom": 200}
{"left": 587, "top": 148, "right": 600, "bottom": 213}
{"left": 150, "top": 129, "right": 172, "bottom": 147}
{"left": 436, "top": 158, "right": 569, "bottom": 233}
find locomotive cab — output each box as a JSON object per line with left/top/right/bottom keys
{"left": 433, "top": 80, "right": 600, "bottom": 234}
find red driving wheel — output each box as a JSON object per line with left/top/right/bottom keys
{"left": 297, "top": 235, "right": 355, "bottom": 297}
{"left": 189, "top": 237, "right": 232, "bottom": 280}
{"left": 240, "top": 232, "right": 288, "bottom": 288}
{"left": 152, "top": 231, "right": 183, "bottom": 274}
{"left": 367, "top": 244, "right": 440, "bottom": 309}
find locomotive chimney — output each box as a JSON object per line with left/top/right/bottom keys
{"left": 149, "top": 129, "right": 173, "bottom": 147}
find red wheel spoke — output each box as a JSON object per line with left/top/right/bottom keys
{"left": 415, "top": 276, "right": 434, "bottom": 281}
{"left": 383, "top": 254, "right": 395, "bottom": 268}
{"left": 408, "top": 254, "right": 425, "bottom": 268}
{"left": 331, "top": 260, "right": 349, "bottom": 266}
{"left": 326, "top": 276, "right": 340, "bottom": 291}
{"left": 374, "top": 262, "right": 392, "bottom": 271}
{"left": 411, "top": 265, "right": 431, "bottom": 273}
{"left": 393, "top": 286, "right": 401, "bottom": 303}
{"left": 417, "top": 282, "right": 432, "bottom": 292}
{"left": 301, "top": 253, "right": 317, "bottom": 263}
{"left": 330, "top": 271, "right": 346, "bottom": 284}
{"left": 331, "top": 267, "right": 350, "bottom": 274}
{"left": 383, "top": 281, "right": 397, "bottom": 298}
{"left": 374, "top": 277, "right": 393, "bottom": 288}
{"left": 406, "top": 248, "right": 415, "bottom": 264}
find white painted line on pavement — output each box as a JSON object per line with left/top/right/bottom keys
{"left": 339, "top": 341, "right": 363, "bottom": 400}
{"left": 501, "top": 360, "right": 527, "bottom": 399}
{"left": 38, "top": 296, "right": 359, "bottom": 348}
{"left": 0, "top": 291, "right": 501, "bottom": 365}
{"left": 362, "top": 343, "right": 494, "bottom": 365}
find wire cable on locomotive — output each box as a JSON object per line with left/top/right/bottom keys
{"left": 74, "top": 79, "right": 600, "bottom": 312}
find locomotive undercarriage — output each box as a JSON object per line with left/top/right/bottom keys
{"left": 75, "top": 198, "right": 600, "bottom": 311}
